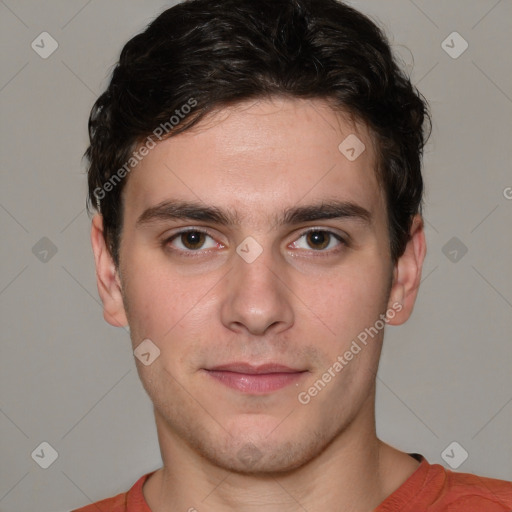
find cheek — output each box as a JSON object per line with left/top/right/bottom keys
{"left": 120, "top": 251, "right": 181, "bottom": 338}
{"left": 121, "top": 251, "right": 216, "bottom": 365}
{"left": 306, "top": 258, "right": 390, "bottom": 346}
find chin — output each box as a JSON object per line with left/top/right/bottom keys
{"left": 192, "top": 429, "right": 332, "bottom": 476}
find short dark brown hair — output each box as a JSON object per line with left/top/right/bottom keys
{"left": 86, "top": 0, "right": 431, "bottom": 267}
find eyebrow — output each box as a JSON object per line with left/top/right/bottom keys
{"left": 135, "top": 199, "right": 372, "bottom": 229}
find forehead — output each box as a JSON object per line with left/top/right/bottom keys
{"left": 122, "top": 97, "right": 384, "bottom": 225}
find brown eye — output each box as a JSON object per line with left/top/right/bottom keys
{"left": 180, "top": 231, "right": 206, "bottom": 250}
{"left": 290, "top": 229, "right": 346, "bottom": 253}
{"left": 306, "top": 230, "right": 330, "bottom": 250}
{"left": 164, "top": 229, "right": 219, "bottom": 253}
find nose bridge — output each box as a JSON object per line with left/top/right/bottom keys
{"left": 220, "top": 236, "right": 294, "bottom": 335}
{"left": 235, "top": 241, "right": 279, "bottom": 295}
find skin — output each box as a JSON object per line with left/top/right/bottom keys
{"left": 91, "top": 97, "right": 426, "bottom": 511}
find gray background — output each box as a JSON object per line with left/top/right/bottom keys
{"left": 0, "top": 0, "right": 511, "bottom": 510}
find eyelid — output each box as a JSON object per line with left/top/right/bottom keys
{"left": 290, "top": 227, "right": 348, "bottom": 252}
{"left": 163, "top": 227, "right": 222, "bottom": 252}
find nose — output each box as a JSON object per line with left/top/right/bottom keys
{"left": 220, "top": 243, "right": 294, "bottom": 336}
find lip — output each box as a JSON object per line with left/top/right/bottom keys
{"left": 209, "top": 363, "right": 303, "bottom": 374}
{"left": 204, "top": 363, "right": 308, "bottom": 394}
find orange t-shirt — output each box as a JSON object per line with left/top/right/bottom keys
{"left": 71, "top": 456, "right": 512, "bottom": 511}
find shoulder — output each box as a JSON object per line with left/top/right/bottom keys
{"left": 437, "top": 469, "right": 512, "bottom": 511}
{"left": 70, "top": 471, "right": 155, "bottom": 512}
{"left": 377, "top": 456, "right": 512, "bottom": 512}
{"left": 70, "top": 491, "right": 127, "bottom": 512}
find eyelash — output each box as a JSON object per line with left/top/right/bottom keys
{"left": 162, "top": 227, "right": 348, "bottom": 257}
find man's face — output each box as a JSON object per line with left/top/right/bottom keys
{"left": 99, "top": 98, "right": 409, "bottom": 473}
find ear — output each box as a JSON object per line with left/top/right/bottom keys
{"left": 386, "top": 214, "right": 426, "bottom": 325}
{"left": 90, "top": 214, "right": 128, "bottom": 328}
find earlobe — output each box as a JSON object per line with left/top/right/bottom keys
{"left": 90, "top": 214, "right": 128, "bottom": 328}
{"left": 386, "top": 215, "right": 426, "bottom": 325}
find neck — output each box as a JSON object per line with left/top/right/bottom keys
{"left": 143, "top": 399, "right": 419, "bottom": 512}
